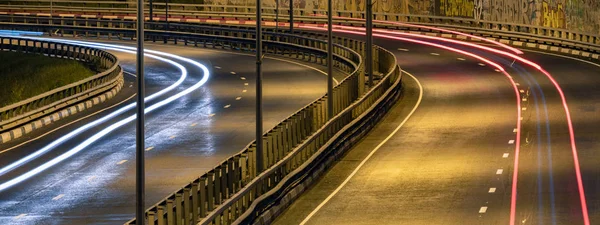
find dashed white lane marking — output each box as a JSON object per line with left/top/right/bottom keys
{"left": 520, "top": 89, "right": 525, "bottom": 93}
{"left": 488, "top": 188, "right": 496, "bottom": 193}
{"left": 169, "top": 136, "right": 176, "bottom": 139}
{"left": 494, "top": 69, "right": 501, "bottom": 72}
{"left": 87, "top": 176, "right": 96, "bottom": 181}
{"left": 520, "top": 117, "right": 524, "bottom": 120}
{"left": 14, "top": 214, "right": 27, "bottom": 219}
{"left": 224, "top": 105, "right": 231, "bottom": 108}
{"left": 236, "top": 97, "right": 242, "bottom": 100}
{"left": 513, "top": 128, "right": 518, "bottom": 133}
{"left": 478, "top": 63, "right": 486, "bottom": 66}
{"left": 457, "top": 58, "right": 466, "bottom": 61}
{"left": 117, "top": 160, "right": 127, "bottom": 165}
{"left": 503, "top": 153, "right": 510, "bottom": 158}
{"left": 52, "top": 194, "right": 65, "bottom": 201}
{"left": 522, "top": 107, "right": 527, "bottom": 111}
{"left": 430, "top": 53, "right": 440, "bottom": 56}
{"left": 230, "top": 72, "right": 236, "bottom": 75}
{"left": 190, "top": 123, "right": 198, "bottom": 127}
{"left": 522, "top": 98, "right": 528, "bottom": 102}
{"left": 214, "top": 66, "right": 221, "bottom": 69}
{"left": 479, "top": 207, "right": 488, "bottom": 213}
{"left": 244, "top": 83, "right": 249, "bottom": 86}
{"left": 242, "top": 90, "right": 247, "bottom": 93}
{"left": 515, "top": 83, "right": 520, "bottom": 86}
{"left": 496, "top": 169, "right": 504, "bottom": 175}
{"left": 145, "top": 147, "right": 154, "bottom": 151}
{"left": 508, "top": 140, "right": 515, "bottom": 144}
{"left": 397, "top": 48, "right": 409, "bottom": 51}
{"left": 240, "top": 77, "right": 246, "bottom": 80}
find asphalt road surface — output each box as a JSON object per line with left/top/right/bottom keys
{"left": 273, "top": 32, "right": 599, "bottom": 225}
{"left": 0, "top": 39, "right": 347, "bottom": 225}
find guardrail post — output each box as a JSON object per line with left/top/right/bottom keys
{"left": 166, "top": 200, "right": 174, "bottom": 225}
{"left": 157, "top": 206, "right": 165, "bottom": 225}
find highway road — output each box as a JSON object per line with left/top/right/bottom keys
{"left": 0, "top": 38, "right": 347, "bottom": 224}
{"left": 273, "top": 31, "right": 599, "bottom": 225}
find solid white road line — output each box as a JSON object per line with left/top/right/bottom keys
{"left": 299, "top": 70, "right": 423, "bottom": 225}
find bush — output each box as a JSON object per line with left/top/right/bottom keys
{"left": 0, "top": 51, "right": 95, "bottom": 107}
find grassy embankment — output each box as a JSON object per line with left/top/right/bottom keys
{"left": 0, "top": 51, "right": 95, "bottom": 107}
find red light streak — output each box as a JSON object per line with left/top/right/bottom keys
{"left": 301, "top": 25, "right": 590, "bottom": 225}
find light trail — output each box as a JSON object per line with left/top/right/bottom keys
{"left": 302, "top": 25, "right": 590, "bottom": 225}
{"left": 0, "top": 38, "right": 210, "bottom": 192}
{"left": 307, "top": 14, "right": 523, "bottom": 54}
{"left": 304, "top": 26, "right": 526, "bottom": 225}
{"left": 0, "top": 39, "right": 187, "bottom": 177}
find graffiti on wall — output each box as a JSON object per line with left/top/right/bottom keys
{"left": 542, "top": 1, "right": 565, "bottom": 28}
{"left": 435, "top": 0, "right": 475, "bottom": 18}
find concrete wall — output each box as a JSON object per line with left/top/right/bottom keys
{"left": 205, "top": 0, "right": 600, "bottom": 34}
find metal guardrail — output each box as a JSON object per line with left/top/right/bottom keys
{"left": 0, "top": 35, "right": 122, "bottom": 132}
{"left": 3, "top": 0, "right": 599, "bottom": 55}
{"left": 0, "top": 12, "right": 396, "bottom": 224}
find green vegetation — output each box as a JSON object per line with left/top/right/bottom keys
{"left": 0, "top": 51, "right": 95, "bottom": 107}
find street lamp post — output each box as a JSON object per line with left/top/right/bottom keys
{"left": 149, "top": 0, "right": 153, "bottom": 22}
{"left": 135, "top": 0, "right": 145, "bottom": 223}
{"left": 289, "top": 0, "right": 293, "bottom": 32}
{"left": 366, "top": 0, "right": 373, "bottom": 87}
{"left": 327, "top": 0, "right": 333, "bottom": 119}
{"left": 256, "top": 0, "right": 264, "bottom": 174}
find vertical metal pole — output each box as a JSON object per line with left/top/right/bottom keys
{"left": 149, "top": 0, "right": 153, "bottom": 22}
{"left": 289, "top": 0, "right": 293, "bottom": 32}
{"left": 366, "top": 0, "right": 373, "bottom": 87}
{"left": 165, "top": 0, "right": 169, "bottom": 29}
{"left": 50, "top": 0, "right": 53, "bottom": 14}
{"left": 256, "top": 0, "right": 264, "bottom": 174}
{"left": 327, "top": 0, "right": 333, "bottom": 119}
{"left": 275, "top": 0, "right": 279, "bottom": 32}
{"left": 135, "top": 0, "right": 145, "bottom": 223}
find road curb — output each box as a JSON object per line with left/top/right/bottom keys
{"left": 0, "top": 75, "right": 124, "bottom": 144}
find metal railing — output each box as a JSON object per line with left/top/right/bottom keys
{"left": 0, "top": 35, "right": 122, "bottom": 132}
{"left": 2, "top": 0, "right": 599, "bottom": 54}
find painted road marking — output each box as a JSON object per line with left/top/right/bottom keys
{"left": 457, "top": 58, "right": 466, "bottom": 61}
{"left": 513, "top": 128, "right": 518, "bottom": 133}
{"left": 496, "top": 169, "right": 504, "bottom": 175}
{"left": 224, "top": 105, "right": 231, "bottom": 108}
{"left": 169, "top": 136, "right": 176, "bottom": 139}
{"left": 520, "top": 89, "right": 525, "bottom": 93}
{"left": 478, "top": 63, "right": 486, "bottom": 66}
{"left": 515, "top": 83, "right": 520, "bottom": 86}
{"left": 503, "top": 153, "right": 510, "bottom": 158}
{"left": 244, "top": 83, "right": 249, "bottom": 86}
{"left": 299, "top": 71, "right": 423, "bottom": 225}
{"left": 495, "top": 69, "right": 501, "bottom": 72}
{"left": 430, "top": 53, "right": 440, "bottom": 56}
{"left": 52, "top": 194, "right": 65, "bottom": 200}
{"left": 14, "top": 214, "right": 27, "bottom": 219}
{"left": 230, "top": 72, "right": 236, "bottom": 75}
{"left": 236, "top": 97, "right": 242, "bottom": 100}
{"left": 190, "top": 123, "right": 198, "bottom": 127}
{"left": 208, "top": 113, "right": 216, "bottom": 117}
{"left": 522, "top": 98, "right": 528, "bottom": 102}
{"left": 509, "top": 140, "right": 515, "bottom": 144}
{"left": 240, "top": 77, "right": 246, "bottom": 80}
{"left": 145, "top": 147, "right": 154, "bottom": 151}
{"left": 397, "top": 48, "right": 409, "bottom": 51}
{"left": 117, "top": 160, "right": 127, "bottom": 165}
{"left": 520, "top": 117, "right": 524, "bottom": 120}
{"left": 87, "top": 176, "right": 96, "bottom": 181}
{"left": 489, "top": 188, "right": 496, "bottom": 193}
{"left": 242, "top": 90, "right": 247, "bottom": 93}
{"left": 479, "top": 207, "right": 488, "bottom": 213}
{"left": 214, "top": 66, "right": 221, "bottom": 69}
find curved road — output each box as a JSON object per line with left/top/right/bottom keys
{"left": 274, "top": 30, "right": 600, "bottom": 225}
{"left": 0, "top": 39, "right": 346, "bottom": 224}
